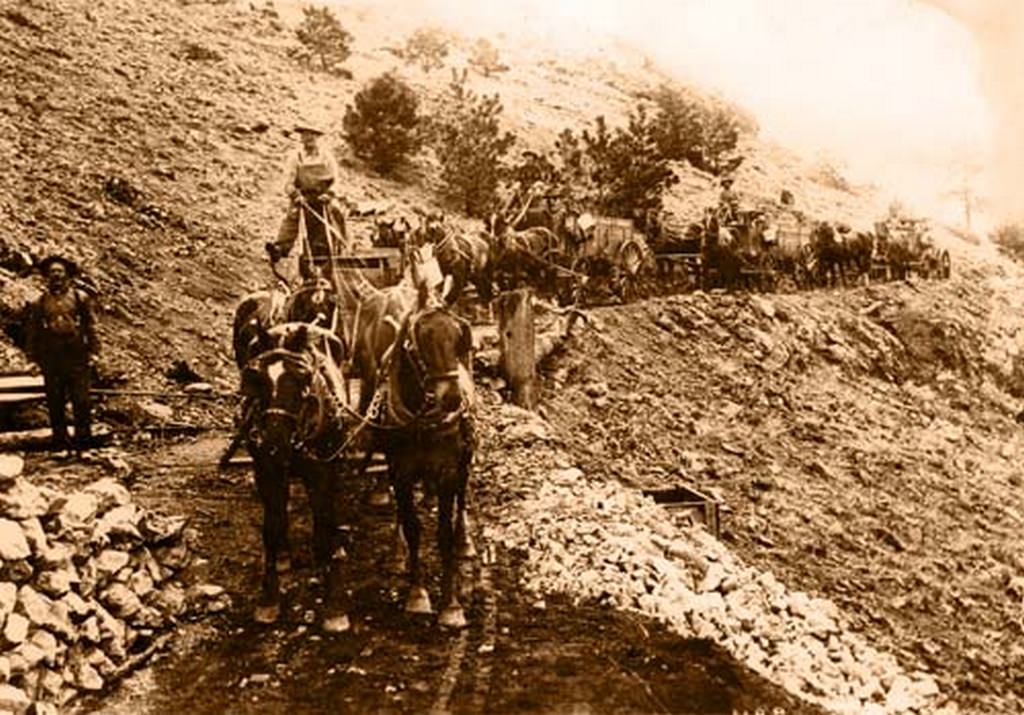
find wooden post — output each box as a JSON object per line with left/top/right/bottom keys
{"left": 496, "top": 288, "right": 537, "bottom": 409}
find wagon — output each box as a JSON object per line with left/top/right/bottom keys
{"left": 767, "top": 214, "right": 815, "bottom": 289}
{"left": 330, "top": 247, "right": 403, "bottom": 289}
{"left": 649, "top": 214, "right": 704, "bottom": 292}
{"left": 874, "top": 219, "right": 951, "bottom": 281}
{"left": 570, "top": 216, "right": 652, "bottom": 304}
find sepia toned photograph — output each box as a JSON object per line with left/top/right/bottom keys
{"left": 0, "top": 0, "right": 1020, "bottom": 713}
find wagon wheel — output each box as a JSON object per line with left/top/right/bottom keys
{"left": 543, "top": 248, "right": 575, "bottom": 305}
{"left": 940, "top": 250, "right": 951, "bottom": 279}
{"left": 570, "top": 256, "right": 595, "bottom": 305}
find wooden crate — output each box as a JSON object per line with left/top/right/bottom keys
{"left": 642, "top": 483, "right": 721, "bottom": 538}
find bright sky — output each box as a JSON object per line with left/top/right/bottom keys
{"left": 408, "top": 0, "right": 996, "bottom": 219}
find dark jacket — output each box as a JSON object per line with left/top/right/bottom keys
{"left": 24, "top": 287, "right": 99, "bottom": 367}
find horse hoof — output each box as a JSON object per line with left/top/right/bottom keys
{"left": 438, "top": 606, "right": 467, "bottom": 629}
{"left": 275, "top": 555, "right": 292, "bottom": 573}
{"left": 254, "top": 603, "right": 280, "bottom": 624}
{"left": 405, "top": 587, "right": 432, "bottom": 615}
{"left": 368, "top": 490, "right": 391, "bottom": 507}
{"left": 322, "top": 614, "right": 351, "bottom": 634}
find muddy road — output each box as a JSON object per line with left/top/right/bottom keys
{"left": 50, "top": 434, "right": 817, "bottom": 715}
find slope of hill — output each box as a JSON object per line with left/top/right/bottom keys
{"left": 0, "top": 0, "right": 925, "bottom": 386}
{"left": 2, "top": 2, "right": 1016, "bottom": 713}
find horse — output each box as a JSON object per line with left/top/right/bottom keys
{"left": 375, "top": 289, "right": 476, "bottom": 628}
{"left": 374, "top": 216, "right": 413, "bottom": 249}
{"left": 489, "top": 212, "right": 563, "bottom": 294}
{"left": 810, "top": 221, "right": 846, "bottom": 288}
{"left": 409, "top": 213, "right": 496, "bottom": 304}
{"left": 232, "top": 287, "right": 289, "bottom": 370}
{"left": 239, "top": 322, "right": 352, "bottom": 633}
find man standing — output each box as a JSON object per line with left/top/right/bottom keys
{"left": 24, "top": 255, "right": 99, "bottom": 457}
{"left": 266, "top": 124, "right": 348, "bottom": 280}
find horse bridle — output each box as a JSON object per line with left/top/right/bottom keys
{"left": 402, "top": 307, "right": 466, "bottom": 391}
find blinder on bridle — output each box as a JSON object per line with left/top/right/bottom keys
{"left": 402, "top": 307, "right": 471, "bottom": 393}
{"left": 242, "top": 348, "right": 316, "bottom": 424}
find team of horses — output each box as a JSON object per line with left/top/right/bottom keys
{"left": 231, "top": 249, "right": 477, "bottom": 631}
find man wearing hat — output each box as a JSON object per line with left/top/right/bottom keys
{"left": 266, "top": 123, "right": 348, "bottom": 281}
{"left": 24, "top": 255, "right": 99, "bottom": 457}
{"left": 718, "top": 177, "right": 740, "bottom": 223}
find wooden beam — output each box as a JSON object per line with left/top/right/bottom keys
{"left": 496, "top": 288, "right": 537, "bottom": 409}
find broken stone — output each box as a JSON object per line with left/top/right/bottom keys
{"left": 36, "top": 666, "right": 64, "bottom": 700}
{"left": 3, "top": 612, "right": 29, "bottom": 645}
{"left": 91, "top": 504, "right": 143, "bottom": 545}
{"left": 84, "top": 478, "right": 131, "bottom": 513}
{"left": 151, "top": 542, "right": 190, "bottom": 571}
{"left": 101, "top": 583, "right": 143, "bottom": 618}
{"left": 79, "top": 616, "right": 101, "bottom": 644}
{"left": 0, "top": 455, "right": 24, "bottom": 487}
{"left": 36, "top": 569, "right": 73, "bottom": 598}
{"left": 18, "top": 586, "right": 71, "bottom": 639}
{"left": 74, "top": 661, "right": 104, "bottom": 691}
{"left": 53, "top": 492, "right": 100, "bottom": 532}
{"left": 0, "top": 560, "right": 34, "bottom": 584}
{"left": 60, "top": 590, "right": 92, "bottom": 620}
{"left": 14, "top": 641, "right": 46, "bottom": 670}
{"left": 128, "top": 568, "right": 154, "bottom": 599}
{"left": 138, "top": 400, "right": 174, "bottom": 423}
{"left": 0, "top": 582, "right": 17, "bottom": 618}
{"left": 18, "top": 517, "right": 48, "bottom": 557}
{"left": 0, "top": 480, "right": 49, "bottom": 519}
{"left": 94, "top": 549, "right": 132, "bottom": 579}
{"left": 0, "top": 684, "right": 30, "bottom": 713}
{"left": 140, "top": 513, "right": 187, "bottom": 545}
{"left": 0, "top": 520, "right": 30, "bottom": 560}
{"left": 149, "top": 582, "right": 187, "bottom": 617}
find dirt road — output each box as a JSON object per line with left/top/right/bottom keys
{"left": 59, "top": 435, "right": 817, "bottom": 715}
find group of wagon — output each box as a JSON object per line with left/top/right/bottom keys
{"left": 647, "top": 207, "right": 952, "bottom": 294}
{"left": 339, "top": 193, "right": 953, "bottom": 311}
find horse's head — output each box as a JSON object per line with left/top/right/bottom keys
{"left": 286, "top": 276, "right": 337, "bottom": 328}
{"left": 243, "top": 348, "right": 315, "bottom": 459}
{"left": 243, "top": 324, "right": 341, "bottom": 458}
{"left": 400, "top": 307, "right": 473, "bottom": 417}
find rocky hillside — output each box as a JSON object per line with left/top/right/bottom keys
{"left": 0, "top": 0, "right": 938, "bottom": 385}
{"left": 518, "top": 253, "right": 1024, "bottom": 714}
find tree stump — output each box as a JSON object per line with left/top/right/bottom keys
{"left": 496, "top": 289, "right": 536, "bottom": 409}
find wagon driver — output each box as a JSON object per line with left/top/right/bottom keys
{"left": 718, "top": 177, "right": 741, "bottom": 224}
{"left": 265, "top": 123, "right": 348, "bottom": 282}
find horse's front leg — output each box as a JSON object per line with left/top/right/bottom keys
{"left": 393, "top": 466, "right": 430, "bottom": 615}
{"left": 436, "top": 470, "right": 467, "bottom": 629}
{"left": 302, "top": 458, "right": 350, "bottom": 633}
{"left": 253, "top": 458, "right": 288, "bottom": 624}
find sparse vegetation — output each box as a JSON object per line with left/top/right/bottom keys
{"left": 428, "top": 79, "right": 516, "bottom": 217}
{"left": 294, "top": 5, "right": 353, "bottom": 74}
{"left": 343, "top": 73, "right": 422, "bottom": 176}
{"left": 468, "top": 38, "right": 509, "bottom": 77}
{"left": 546, "top": 106, "right": 678, "bottom": 219}
{"left": 404, "top": 27, "right": 449, "bottom": 72}
{"left": 649, "top": 85, "right": 744, "bottom": 175}
{"left": 992, "top": 223, "right": 1024, "bottom": 263}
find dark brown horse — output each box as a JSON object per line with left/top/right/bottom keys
{"left": 376, "top": 296, "right": 476, "bottom": 628}
{"left": 489, "top": 212, "right": 563, "bottom": 293}
{"left": 240, "top": 323, "right": 351, "bottom": 633}
{"left": 410, "top": 213, "right": 496, "bottom": 304}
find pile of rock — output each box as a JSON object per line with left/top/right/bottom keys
{"left": 0, "top": 454, "right": 217, "bottom": 713}
{"left": 488, "top": 451, "right": 956, "bottom": 715}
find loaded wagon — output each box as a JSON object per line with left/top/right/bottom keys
{"left": 570, "top": 215, "right": 652, "bottom": 304}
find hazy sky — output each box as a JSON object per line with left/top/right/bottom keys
{"left": 404, "top": 0, "right": 996, "bottom": 219}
